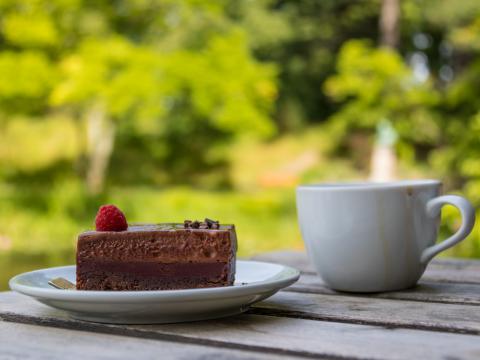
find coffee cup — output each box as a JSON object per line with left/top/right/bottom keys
{"left": 296, "top": 180, "right": 475, "bottom": 292}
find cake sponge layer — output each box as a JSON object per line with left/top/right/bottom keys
{"left": 77, "top": 261, "right": 233, "bottom": 290}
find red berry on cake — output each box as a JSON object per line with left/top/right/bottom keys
{"left": 95, "top": 204, "right": 128, "bottom": 231}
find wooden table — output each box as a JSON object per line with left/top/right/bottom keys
{"left": 1, "top": 251, "right": 479, "bottom": 359}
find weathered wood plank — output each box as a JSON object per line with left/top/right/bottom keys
{"left": 252, "top": 251, "right": 480, "bottom": 284}
{"left": 424, "top": 266, "right": 480, "bottom": 284}
{"left": 0, "top": 321, "right": 287, "bottom": 360}
{"left": 1, "top": 292, "right": 480, "bottom": 360}
{"left": 251, "top": 251, "right": 315, "bottom": 272}
{"left": 288, "top": 273, "right": 480, "bottom": 305}
{"left": 250, "top": 291, "right": 480, "bottom": 335}
{"left": 253, "top": 251, "right": 480, "bottom": 305}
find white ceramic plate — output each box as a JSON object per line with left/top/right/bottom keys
{"left": 9, "top": 260, "right": 299, "bottom": 324}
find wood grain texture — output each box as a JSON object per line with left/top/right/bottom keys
{"left": 3, "top": 252, "right": 480, "bottom": 359}
{"left": 250, "top": 291, "right": 480, "bottom": 334}
{"left": 288, "top": 273, "right": 480, "bottom": 305}
{"left": 1, "top": 292, "right": 480, "bottom": 360}
{"left": 252, "top": 251, "right": 480, "bottom": 284}
{"left": 0, "top": 321, "right": 286, "bottom": 360}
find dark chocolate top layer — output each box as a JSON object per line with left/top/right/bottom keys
{"left": 77, "top": 223, "right": 237, "bottom": 263}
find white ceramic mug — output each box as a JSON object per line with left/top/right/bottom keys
{"left": 296, "top": 180, "right": 475, "bottom": 292}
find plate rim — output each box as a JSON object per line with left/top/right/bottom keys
{"left": 9, "top": 260, "right": 300, "bottom": 302}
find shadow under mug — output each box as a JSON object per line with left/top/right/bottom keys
{"left": 296, "top": 180, "right": 475, "bottom": 292}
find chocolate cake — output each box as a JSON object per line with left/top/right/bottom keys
{"left": 76, "top": 220, "right": 237, "bottom": 291}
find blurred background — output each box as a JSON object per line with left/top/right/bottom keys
{"left": 1, "top": 0, "right": 480, "bottom": 289}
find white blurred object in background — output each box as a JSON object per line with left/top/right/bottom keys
{"left": 369, "top": 119, "right": 398, "bottom": 181}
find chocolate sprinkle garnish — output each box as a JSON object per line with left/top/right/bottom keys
{"left": 205, "top": 218, "right": 219, "bottom": 226}
{"left": 192, "top": 220, "right": 200, "bottom": 229}
{"left": 184, "top": 218, "right": 220, "bottom": 229}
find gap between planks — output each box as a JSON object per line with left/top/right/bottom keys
{"left": 249, "top": 291, "right": 480, "bottom": 335}
{"left": 0, "top": 321, "right": 310, "bottom": 360}
{"left": 251, "top": 251, "right": 480, "bottom": 285}
{"left": 252, "top": 251, "right": 480, "bottom": 306}
{"left": 0, "top": 314, "right": 331, "bottom": 360}
{"left": 285, "top": 274, "right": 480, "bottom": 306}
{"left": 1, "top": 293, "right": 480, "bottom": 360}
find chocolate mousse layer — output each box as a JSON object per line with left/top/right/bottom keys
{"left": 76, "top": 223, "right": 237, "bottom": 291}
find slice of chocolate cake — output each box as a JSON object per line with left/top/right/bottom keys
{"left": 76, "top": 220, "right": 237, "bottom": 291}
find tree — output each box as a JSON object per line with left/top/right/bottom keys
{"left": 0, "top": 0, "right": 277, "bottom": 193}
{"left": 229, "top": 0, "right": 381, "bottom": 131}
{"left": 379, "top": 0, "right": 400, "bottom": 48}
{"left": 324, "top": 40, "right": 440, "bottom": 157}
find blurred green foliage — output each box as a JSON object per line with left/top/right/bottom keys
{"left": 324, "top": 40, "right": 440, "bottom": 151}
{"left": 2, "top": 0, "right": 480, "bottom": 289}
{"left": 0, "top": 0, "right": 277, "bottom": 188}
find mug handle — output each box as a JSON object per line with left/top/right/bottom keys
{"left": 420, "top": 195, "right": 476, "bottom": 265}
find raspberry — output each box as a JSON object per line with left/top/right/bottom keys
{"left": 95, "top": 205, "right": 128, "bottom": 231}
